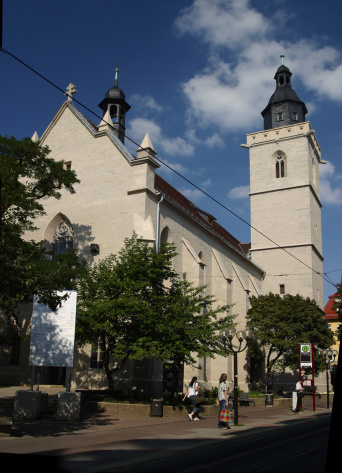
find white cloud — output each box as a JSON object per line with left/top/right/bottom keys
{"left": 319, "top": 161, "right": 335, "bottom": 180}
{"left": 179, "top": 177, "right": 212, "bottom": 201}
{"left": 158, "top": 159, "right": 188, "bottom": 175}
{"left": 175, "top": 0, "right": 271, "bottom": 49}
{"left": 127, "top": 117, "right": 195, "bottom": 157}
{"left": 320, "top": 161, "right": 342, "bottom": 205}
{"left": 204, "top": 133, "right": 225, "bottom": 148}
{"left": 320, "top": 180, "right": 342, "bottom": 205}
{"left": 129, "top": 94, "right": 164, "bottom": 113}
{"left": 180, "top": 187, "right": 205, "bottom": 200}
{"left": 227, "top": 185, "right": 250, "bottom": 200}
{"left": 287, "top": 41, "right": 342, "bottom": 101}
{"left": 174, "top": 0, "right": 342, "bottom": 133}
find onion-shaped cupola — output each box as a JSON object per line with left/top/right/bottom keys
{"left": 98, "top": 68, "right": 131, "bottom": 144}
{"left": 261, "top": 55, "right": 307, "bottom": 130}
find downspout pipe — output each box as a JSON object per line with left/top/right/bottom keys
{"left": 152, "top": 191, "right": 164, "bottom": 398}
{"left": 156, "top": 192, "right": 164, "bottom": 253}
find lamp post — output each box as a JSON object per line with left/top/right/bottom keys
{"left": 220, "top": 327, "right": 254, "bottom": 425}
{"left": 318, "top": 348, "right": 338, "bottom": 409}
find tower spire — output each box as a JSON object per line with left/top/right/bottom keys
{"left": 261, "top": 58, "right": 307, "bottom": 130}
{"left": 98, "top": 67, "right": 131, "bottom": 144}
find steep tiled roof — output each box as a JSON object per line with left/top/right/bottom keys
{"left": 154, "top": 173, "right": 250, "bottom": 257}
{"left": 324, "top": 293, "right": 340, "bottom": 320}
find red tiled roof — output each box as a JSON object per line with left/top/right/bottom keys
{"left": 324, "top": 293, "right": 340, "bottom": 320}
{"left": 154, "top": 173, "right": 249, "bottom": 256}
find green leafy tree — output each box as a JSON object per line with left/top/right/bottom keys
{"left": 246, "top": 293, "right": 334, "bottom": 375}
{"left": 332, "top": 282, "right": 342, "bottom": 322}
{"left": 76, "top": 233, "right": 235, "bottom": 391}
{"left": 0, "top": 135, "right": 82, "bottom": 318}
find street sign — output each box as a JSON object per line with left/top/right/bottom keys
{"left": 300, "top": 343, "right": 312, "bottom": 367}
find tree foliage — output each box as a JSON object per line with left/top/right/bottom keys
{"left": 246, "top": 293, "right": 335, "bottom": 374}
{"left": 0, "top": 135, "right": 82, "bottom": 318}
{"left": 76, "top": 233, "right": 236, "bottom": 390}
{"left": 332, "top": 282, "right": 342, "bottom": 321}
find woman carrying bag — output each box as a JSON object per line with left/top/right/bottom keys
{"left": 218, "top": 373, "right": 231, "bottom": 429}
{"left": 182, "top": 376, "right": 200, "bottom": 421}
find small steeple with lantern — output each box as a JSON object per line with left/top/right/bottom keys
{"left": 261, "top": 55, "right": 308, "bottom": 130}
{"left": 98, "top": 67, "right": 131, "bottom": 144}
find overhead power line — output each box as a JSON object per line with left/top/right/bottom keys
{"left": 1, "top": 47, "right": 338, "bottom": 289}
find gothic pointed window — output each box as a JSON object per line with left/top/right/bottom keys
{"left": 275, "top": 156, "right": 286, "bottom": 179}
{"left": 52, "top": 220, "right": 74, "bottom": 258}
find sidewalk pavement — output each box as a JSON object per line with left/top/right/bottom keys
{"left": 0, "top": 386, "right": 332, "bottom": 473}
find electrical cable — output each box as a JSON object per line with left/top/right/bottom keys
{"left": 0, "top": 47, "right": 338, "bottom": 289}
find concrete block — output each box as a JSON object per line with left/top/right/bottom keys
{"left": 57, "top": 392, "right": 81, "bottom": 420}
{"left": 0, "top": 419, "right": 13, "bottom": 437}
{"left": 39, "top": 392, "right": 48, "bottom": 415}
{"left": 13, "top": 390, "right": 42, "bottom": 420}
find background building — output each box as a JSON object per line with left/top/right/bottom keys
{"left": 324, "top": 292, "right": 341, "bottom": 354}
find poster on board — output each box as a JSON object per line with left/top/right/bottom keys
{"left": 29, "top": 290, "right": 77, "bottom": 367}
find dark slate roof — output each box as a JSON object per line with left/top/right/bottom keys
{"left": 267, "top": 85, "right": 306, "bottom": 108}
{"left": 274, "top": 64, "right": 291, "bottom": 77}
{"left": 263, "top": 63, "right": 308, "bottom": 114}
{"left": 154, "top": 173, "right": 250, "bottom": 257}
{"left": 104, "top": 84, "right": 127, "bottom": 101}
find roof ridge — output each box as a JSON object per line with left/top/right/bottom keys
{"left": 154, "top": 173, "right": 249, "bottom": 256}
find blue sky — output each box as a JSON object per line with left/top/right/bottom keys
{"left": 2, "top": 0, "right": 342, "bottom": 304}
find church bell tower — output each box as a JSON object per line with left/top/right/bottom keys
{"left": 245, "top": 57, "right": 324, "bottom": 308}
{"left": 98, "top": 68, "right": 131, "bottom": 144}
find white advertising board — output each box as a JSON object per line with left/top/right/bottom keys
{"left": 29, "top": 291, "right": 77, "bottom": 367}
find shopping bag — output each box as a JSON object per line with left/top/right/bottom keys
{"left": 220, "top": 408, "right": 231, "bottom": 423}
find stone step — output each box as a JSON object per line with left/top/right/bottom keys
{"left": 0, "top": 418, "right": 12, "bottom": 437}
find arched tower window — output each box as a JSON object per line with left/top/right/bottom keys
{"left": 52, "top": 220, "right": 74, "bottom": 257}
{"left": 273, "top": 152, "right": 287, "bottom": 179}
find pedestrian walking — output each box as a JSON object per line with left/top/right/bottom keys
{"left": 182, "top": 376, "right": 200, "bottom": 421}
{"left": 294, "top": 377, "right": 304, "bottom": 413}
{"left": 218, "top": 373, "right": 231, "bottom": 429}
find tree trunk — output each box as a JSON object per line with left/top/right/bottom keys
{"left": 102, "top": 346, "right": 130, "bottom": 392}
{"left": 104, "top": 348, "right": 115, "bottom": 391}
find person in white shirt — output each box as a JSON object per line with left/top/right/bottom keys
{"left": 294, "top": 378, "right": 304, "bottom": 413}
{"left": 182, "top": 376, "right": 200, "bottom": 421}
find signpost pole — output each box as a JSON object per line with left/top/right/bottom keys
{"left": 66, "top": 367, "right": 71, "bottom": 393}
{"left": 30, "top": 366, "right": 35, "bottom": 391}
{"left": 36, "top": 366, "right": 40, "bottom": 391}
{"left": 311, "top": 343, "right": 315, "bottom": 411}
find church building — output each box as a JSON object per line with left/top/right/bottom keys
{"left": 1, "top": 60, "right": 325, "bottom": 395}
